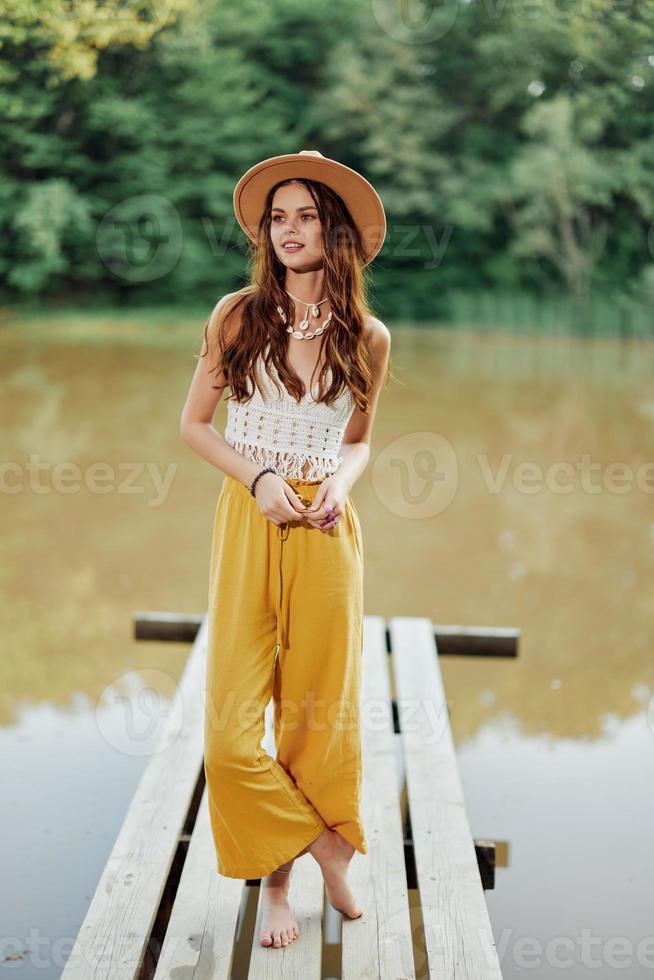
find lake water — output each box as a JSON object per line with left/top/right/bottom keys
{"left": 2, "top": 315, "right": 653, "bottom": 978}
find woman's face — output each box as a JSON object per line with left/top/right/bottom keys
{"left": 269, "top": 182, "right": 324, "bottom": 270}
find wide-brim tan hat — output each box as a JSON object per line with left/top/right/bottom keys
{"left": 233, "top": 149, "right": 386, "bottom": 266}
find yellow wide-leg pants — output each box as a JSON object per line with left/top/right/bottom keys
{"left": 204, "top": 473, "right": 367, "bottom": 879}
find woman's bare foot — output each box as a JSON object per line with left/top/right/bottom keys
{"left": 259, "top": 864, "right": 300, "bottom": 948}
{"left": 307, "top": 828, "right": 363, "bottom": 918}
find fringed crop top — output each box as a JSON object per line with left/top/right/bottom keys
{"left": 224, "top": 348, "right": 355, "bottom": 481}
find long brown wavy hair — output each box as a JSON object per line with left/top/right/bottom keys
{"left": 199, "top": 176, "right": 390, "bottom": 414}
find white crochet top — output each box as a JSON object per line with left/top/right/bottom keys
{"left": 224, "top": 347, "right": 355, "bottom": 480}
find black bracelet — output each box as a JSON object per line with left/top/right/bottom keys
{"left": 250, "top": 466, "right": 277, "bottom": 498}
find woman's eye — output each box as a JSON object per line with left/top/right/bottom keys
{"left": 272, "top": 214, "right": 316, "bottom": 222}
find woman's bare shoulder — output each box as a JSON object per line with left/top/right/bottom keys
{"left": 363, "top": 314, "right": 391, "bottom": 352}
{"left": 207, "top": 287, "right": 251, "bottom": 345}
{"left": 211, "top": 287, "right": 250, "bottom": 319}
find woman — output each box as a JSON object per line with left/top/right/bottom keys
{"left": 180, "top": 150, "right": 391, "bottom": 950}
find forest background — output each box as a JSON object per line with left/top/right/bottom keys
{"left": 2, "top": 0, "right": 654, "bottom": 334}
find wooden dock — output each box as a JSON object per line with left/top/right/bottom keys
{"left": 61, "top": 613, "right": 517, "bottom": 979}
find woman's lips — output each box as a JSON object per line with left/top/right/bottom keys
{"left": 282, "top": 243, "right": 304, "bottom": 251}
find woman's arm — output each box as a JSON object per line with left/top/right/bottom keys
{"left": 179, "top": 293, "right": 262, "bottom": 488}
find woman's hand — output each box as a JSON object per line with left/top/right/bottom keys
{"left": 302, "top": 475, "right": 349, "bottom": 533}
{"left": 253, "top": 472, "right": 309, "bottom": 525}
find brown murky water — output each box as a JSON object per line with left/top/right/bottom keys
{"left": 2, "top": 315, "right": 653, "bottom": 978}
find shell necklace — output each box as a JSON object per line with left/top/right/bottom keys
{"left": 276, "top": 288, "right": 333, "bottom": 341}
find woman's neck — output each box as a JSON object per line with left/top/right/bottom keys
{"left": 284, "top": 270, "right": 325, "bottom": 305}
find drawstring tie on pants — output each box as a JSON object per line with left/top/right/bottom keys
{"left": 276, "top": 519, "right": 290, "bottom": 654}
{"left": 275, "top": 487, "right": 315, "bottom": 655}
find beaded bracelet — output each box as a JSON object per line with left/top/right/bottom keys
{"left": 250, "top": 466, "right": 277, "bottom": 498}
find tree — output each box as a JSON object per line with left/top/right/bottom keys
{"left": 509, "top": 93, "right": 618, "bottom": 312}
{"left": 0, "top": 0, "right": 197, "bottom": 81}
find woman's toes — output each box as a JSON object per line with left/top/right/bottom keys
{"left": 260, "top": 900, "right": 298, "bottom": 949}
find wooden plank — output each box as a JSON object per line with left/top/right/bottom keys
{"left": 133, "top": 611, "right": 204, "bottom": 643}
{"left": 61, "top": 617, "right": 210, "bottom": 979}
{"left": 389, "top": 616, "right": 502, "bottom": 980}
{"left": 474, "top": 840, "right": 497, "bottom": 891}
{"left": 401, "top": 839, "right": 497, "bottom": 891}
{"left": 133, "top": 611, "right": 520, "bottom": 656}
{"left": 432, "top": 624, "right": 519, "bottom": 659}
{"left": 343, "top": 615, "right": 416, "bottom": 980}
{"left": 151, "top": 786, "right": 244, "bottom": 979}
{"left": 246, "top": 855, "right": 324, "bottom": 979}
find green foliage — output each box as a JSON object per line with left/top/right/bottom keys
{"left": 508, "top": 93, "right": 619, "bottom": 306}
{"left": 0, "top": 0, "right": 195, "bottom": 80}
{"left": 9, "top": 177, "right": 93, "bottom": 292}
{"left": 0, "top": 0, "right": 653, "bottom": 329}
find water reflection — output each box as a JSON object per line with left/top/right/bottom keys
{"left": 1, "top": 318, "right": 653, "bottom": 977}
